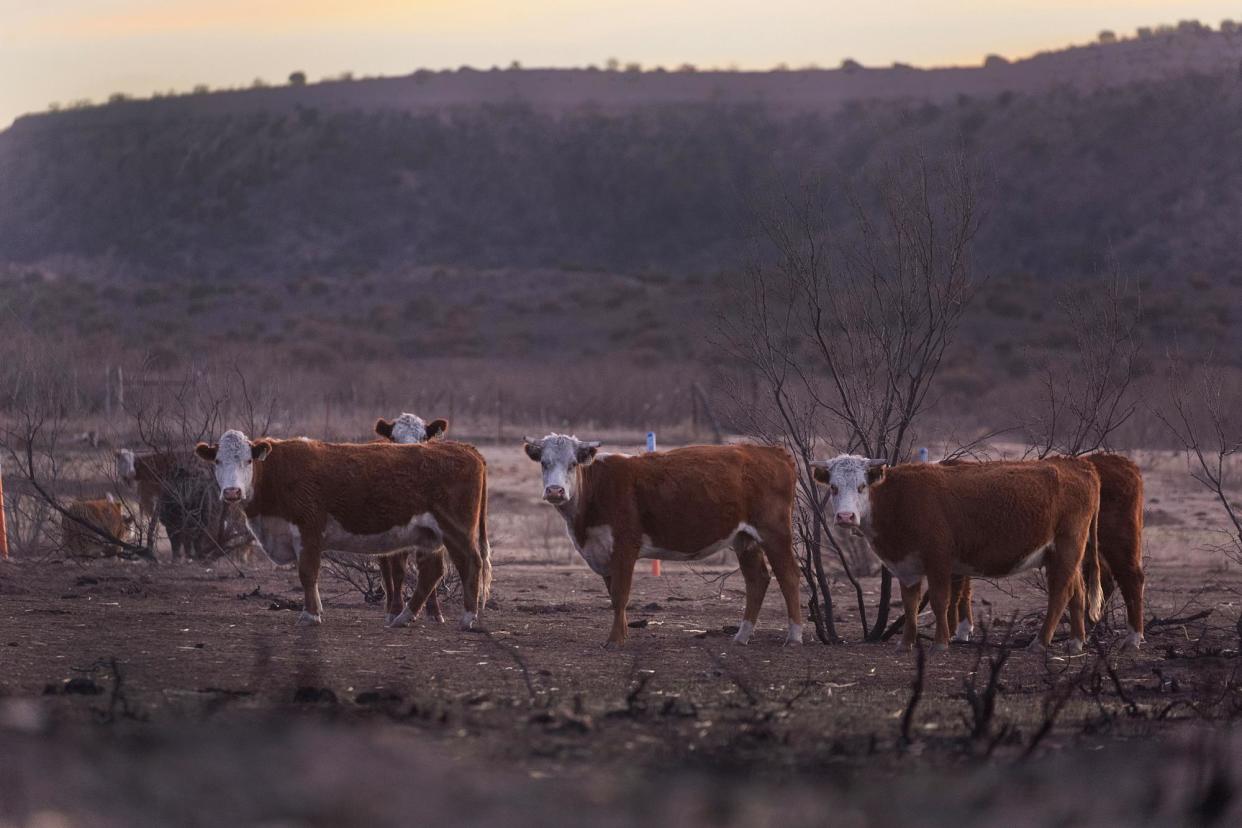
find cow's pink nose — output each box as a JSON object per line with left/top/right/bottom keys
{"left": 835, "top": 512, "right": 857, "bottom": 526}
{"left": 544, "top": 486, "right": 566, "bottom": 503}
{"left": 222, "top": 487, "right": 242, "bottom": 502}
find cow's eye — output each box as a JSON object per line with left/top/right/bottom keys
{"left": 857, "top": 484, "right": 865, "bottom": 493}
{"left": 830, "top": 485, "right": 838, "bottom": 495}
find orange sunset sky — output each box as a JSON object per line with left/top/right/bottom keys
{"left": 2, "top": 1, "right": 1240, "bottom": 125}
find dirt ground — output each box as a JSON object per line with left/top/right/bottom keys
{"left": 3, "top": 443, "right": 1242, "bottom": 826}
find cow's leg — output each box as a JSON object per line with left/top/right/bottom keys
{"left": 391, "top": 548, "right": 446, "bottom": 628}
{"left": 1066, "top": 570, "right": 1087, "bottom": 655}
{"left": 925, "top": 568, "right": 953, "bottom": 652}
{"left": 732, "top": 543, "right": 770, "bottom": 645}
{"left": 296, "top": 528, "right": 324, "bottom": 626}
{"left": 378, "top": 555, "right": 401, "bottom": 625}
{"left": 605, "top": 546, "right": 638, "bottom": 649}
{"left": 950, "top": 575, "right": 974, "bottom": 643}
{"left": 898, "top": 579, "right": 923, "bottom": 652}
{"left": 1113, "top": 559, "right": 1146, "bottom": 650}
{"left": 1034, "top": 534, "right": 1084, "bottom": 652}
{"left": 421, "top": 552, "right": 446, "bottom": 623}
{"left": 438, "top": 525, "right": 483, "bottom": 631}
{"left": 760, "top": 526, "right": 803, "bottom": 645}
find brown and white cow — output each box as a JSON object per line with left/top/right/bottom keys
{"left": 195, "top": 429, "right": 491, "bottom": 630}
{"left": 524, "top": 434, "right": 802, "bottom": 648}
{"left": 947, "top": 453, "right": 1145, "bottom": 649}
{"left": 372, "top": 412, "right": 451, "bottom": 624}
{"left": 62, "top": 494, "right": 134, "bottom": 557}
{"left": 812, "top": 455, "right": 1103, "bottom": 653}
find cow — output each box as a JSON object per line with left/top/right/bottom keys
{"left": 524, "top": 434, "right": 803, "bottom": 648}
{"left": 195, "top": 429, "right": 490, "bottom": 630}
{"left": 372, "top": 413, "right": 451, "bottom": 624}
{"left": 946, "top": 453, "right": 1145, "bottom": 650}
{"left": 812, "top": 455, "right": 1102, "bottom": 653}
{"left": 116, "top": 448, "right": 252, "bottom": 562}
{"left": 62, "top": 494, "right": 134, "bottom": 557}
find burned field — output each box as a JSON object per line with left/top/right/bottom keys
{"left": 2, "top": 446, "right": 1241, "bottom": 826}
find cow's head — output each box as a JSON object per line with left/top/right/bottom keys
{"left": 523, "top": 434, "right": 600, "bottom": 506}
{"left": 374, "top": 413, "right": 448, "bottom": 444}
{"left": 194, "top": 429, "right": 272, "bottom": 504}
{"left": 810, "top": 455, "right": 888, "bottom": 528}
{"left": 115, "top": 449, "right": 137, "bottom": 484}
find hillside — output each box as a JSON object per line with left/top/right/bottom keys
{"left": 1, "top": 23, "right": 1241, "bottom": 424}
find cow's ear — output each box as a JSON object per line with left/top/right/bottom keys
{"left": 523, "top": 439, "right": 542, "bottom": 462}
{"left": 374, "top": 418, "right": 395, "bottom": 440}
{"left": 195, "top": 443, "right": 218, "bottom": 463}
{"left": 425, "top": 418, "right": 448, "bottom": 439}
{"left": 866, "top": 459, "right": 888, "bottom": 485}
{"left": 811, "top": 465, "right": 831, "bottom": 485}
{"left": 576, "top": 441, "right": 601, "bottom": 465}
{"left": 251, "top": 440, "right": 273, "bottom": 461}
{"left": 105, "top": 492, "right": 117, "bottom": 504}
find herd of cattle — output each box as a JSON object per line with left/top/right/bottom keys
{"left": 60, "top": 413, "right": 1146, "bottom": 652}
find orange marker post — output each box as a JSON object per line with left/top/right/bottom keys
{"left": 647, "top": 432, "right": 660, "bottom": 576}
{"left": 0, "top": 461, "right": 9, "bottom": 560}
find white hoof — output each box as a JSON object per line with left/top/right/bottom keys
{"left": 931, "top": 642, "right": 949, "bottom": 654}
{"left": 951, "top": 620, "right": 973, "bottom": 643}
{"left": 732, "top": 620, "right": 755, "bottom": 646}
{"left": 384, "top": 613, "right": 395, "bottom": 625}
{"left": 458, "top": 611, "right": 477, "bottom": 631}
{"left": 388, "top": 608, "right": 414, "bottom": 628}
{"left": 895, "top": 637, "right": 913, "bottom": 652}
{"left": 1067, "top": 638, "right": 1084, "bottom": 655}
{"left": 1121, "top": 630, "right": 1144, "bottom": 651}
{"left": 783, "top": 622, "right": 803, "bottom": 646}
{"left": 297, "top": 611, "right": 323, "bottom": 627}
{"left": 1027, "top": 638, "right": 1047, "bottom": 653}
{"left": 429, "top": 612, "right": 447, "bottom": 625}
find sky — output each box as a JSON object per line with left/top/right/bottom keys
{"left": 2, "top": 1, "right": 1239, "bottom": 127}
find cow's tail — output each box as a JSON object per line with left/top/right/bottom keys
{"left": 1085, "top": 503, "right": 1104, "bottom": 625}
{"left": 477, "top": 469, "right": 493, "bottom": 608}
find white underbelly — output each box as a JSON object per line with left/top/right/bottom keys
{"left": 883, "top": 555, "right": 925, "bottom": 588}
{"left": 1008, "top": 542, "right": 1051, "bottom": 575}
{"left": 251, "top": 513, "right": 442, "bottom": 564}
{"left": 573, "top": 523, "right": 760, "bottom": 575}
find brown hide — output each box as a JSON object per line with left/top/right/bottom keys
{"left": 245, "top": 438, "right": 485, "bottom": 538}
{"left": 570, "top": 445, "right": 795, "bottom": 554}
{"left": 845, "top": 457, "right": 1101, "bottom": 650}
{"left": 562, "top": 443, "right": 802, "bottom": 646}
{"left": 944, "top": 453, "right": 1144, "bottom": 641}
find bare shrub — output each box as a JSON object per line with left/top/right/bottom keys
{"left": 1023, "top": 264, "right": 1143, "bottom": 456}
{"left": 719, "top": 150, "right": 982, "bottom": 643}
{"left": 1159, "top": 358, "right": 1242, "bottom": 564}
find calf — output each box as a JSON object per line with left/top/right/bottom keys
{"left": 372, "top": 413, "right": 450, "bottom": 624}
{"left": 524, "top": 435, "right": 802, "bottom": 647}
{"left": 947, "top": 453, "right": 1145, "bottom": 649}
{"left": 813, "top": 455, "right": 1102, "bottom": 653}
{"left": 62, "top": 494, "right": 134, "bottom": 557}
{"left": 195, "top": 430, "right": 490, "bottom": 630}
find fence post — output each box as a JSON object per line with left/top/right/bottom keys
{"left": 647, "top": 431, "right": 660, "bottom": 576}
{"left": 0, "top": 460, "right": 9, "bottom": 560}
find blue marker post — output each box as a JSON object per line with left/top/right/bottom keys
{"left": 918, "top": 447, "right": 929, "bottom": 464}
{"left": 647, "top": 431, "right": 660, "bottom": 575}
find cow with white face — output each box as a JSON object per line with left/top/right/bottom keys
{"left": 373, "top": 413, "right": 452, "bottom": 624}
{"left": 196, "top": 429, "right": 490, "bottom": 631}
{"left": 525, "top": 433, "right": 803, "bottom": 648}
{"left": 812, "top": 453, "right": 1102, "bottom": 653}
{"left": 374, "top": 413, "right": 448, "bottom": 445}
